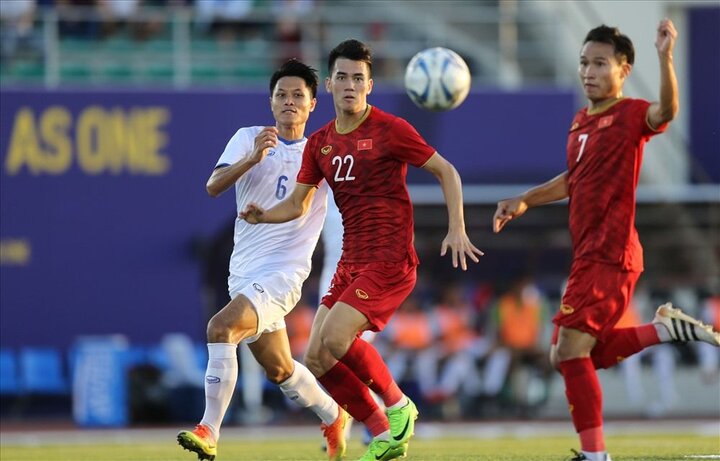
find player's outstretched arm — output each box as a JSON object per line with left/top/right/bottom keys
{"left": 647, "top": 18, "right": 679, "bottom": 130}
{"left": 493, "top": 171, "right": 569, "bottom": 233}
{"left": 240, "top": 183, "right": 316, "bottom": 224}
{"left": 207, "top": 127, "right": 279, "bottom": 197}
{"left": 422, "top": 152, "right": 484, "bottom": 271}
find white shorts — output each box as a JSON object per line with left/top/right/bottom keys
{"left": 229, "top": 271, "right": 303, "bottom": 344}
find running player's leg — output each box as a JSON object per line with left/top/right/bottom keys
{"left": 552, "top": 327, "right": 605, "bottom": 461}
{"left": 590, "top": 303, "right": 720, "bottom": 370}
{"left": 320, "top": 302, "right": 416, "bottom": 457}
{"left": 248, "top": 329, "right": 348, "bottom": 461}
{"left": 177, "top": 294, "right": 257, "bottom": 460}
{"left": 305, "top": 306, "right": 393, "bottom": 451}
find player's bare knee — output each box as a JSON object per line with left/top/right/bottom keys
{"left": 549, "top": 349, "right": 561, "bottom": 371}
{"left": 264, "top": 364, "right": 293, "bottom": 384}
{"left": 206, "top": 317, "right": 232, "bottom": 343}
{"left": 304, "top": 350, "right": 324, "bottom": 376}
{"left": 321, "top": 333, "right": 350, "bottom": 359}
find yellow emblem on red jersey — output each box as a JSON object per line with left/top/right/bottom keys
{"left": 355, "top": 289, "right": 369, "bottom": 300}
{"left": 321, "top": 145, "right": 332, "bottom": 155}
{"left": 569, "top": 122, "right": 580, "bottom": 132}
{"left": 560, "top": 304, "right": 575, "bottom": 315}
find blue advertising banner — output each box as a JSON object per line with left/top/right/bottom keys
{"left": 0, "top": 88, "right": 574, "bottom": 349}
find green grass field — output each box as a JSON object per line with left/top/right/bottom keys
{"left": 2, "top": 434, "right": 718, "bottom": 461}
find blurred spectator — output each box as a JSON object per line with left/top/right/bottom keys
{"left": 194, "top": 0, "right": 261, "bottom": 45}
{"left": 97, "top": 0, "right": 165, "bottom": 41}
{"left": 271, "top": 0, "right": 314, "bottom": 64}
{"left": 56, "top": 0, "right": 100, "bottom": 39}
{"left": 616, "top": 286, "right": 678, "bottom": 418}
{"left": 381, "top": 295, "right": 434, "bottom": 395}
{"left": 697, "top": 290, "right": 720, "bottom": 384}
{"left": 0, "top": 0, "right": 42, "bottom": 63}
{"left": 420, "top": 283, "right": 490, "bottom": 406}
{"left": 285, "top": 300, "right": 315, "bottom": 360}
{"left": 484, "top": 276, "right": 552, "bottom": 407}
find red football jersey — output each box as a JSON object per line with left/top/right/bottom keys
{"left": 297, "top": 106, "right": 436, "bottom": 264}
{"left": 566, "top": 98, "right": 667, "bottom": 271}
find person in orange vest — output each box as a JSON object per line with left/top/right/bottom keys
{"left": 420, "top": 283, "right": 490, "bottom": 405}
{"left": 381, "top": 294, "right": 436, "bottom": 398}
{"left": 484, "top": 276, "right": 552, "bottom": 403}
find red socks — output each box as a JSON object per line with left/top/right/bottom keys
{"left": 318, "top": 360, "right": 381, "bottom": 425}
{"left": 558, "top": 358, "right": 604, "bottom": 452}
{"left": 591, "top": 325, "right": 660, "bottom": 369}
{"left": 340, "top": 338, "right": 404, "bottom": 407}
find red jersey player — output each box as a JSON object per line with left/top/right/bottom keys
{"left": 241, "top": 39, "right": 482, "bottom": 461}
{"left": 493, "top": 20, "right": 720, "bottom": 461}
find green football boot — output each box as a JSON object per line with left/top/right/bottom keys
{"left": 358, "top": 439, "right": 405, "bottom": 461}
{"left": 386, "top": 398, "right": 419, "bottom": 456}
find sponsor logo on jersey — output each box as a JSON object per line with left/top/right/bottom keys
{"left": 560, "top": 303, "right": 574, "bottom": 315}
{"left": 267, "top": 149, "right": 277, "bottom": 156}
{"left": 206, "top": 375, "right": 221, "bottom": 384}
{"left": 253, "top": 283, "right": 264, "bottom": 293}
{"left": 358, "top": 139, "right": 372, "bottom": 151}
{"left": 598, "top": 115, "right": 614, "bottom": 129}
{"left": 321, "top": 145, "right": 333, "bottom": 155}
{"left": 355, "top": 288, "right": 369, "bottom": 300}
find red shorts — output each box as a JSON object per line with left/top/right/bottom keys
{"left": 552, "top": 258, "right": 641, "bottom": 343}
{"left": 320, "top": 260, "right": 417, "bottom": 332}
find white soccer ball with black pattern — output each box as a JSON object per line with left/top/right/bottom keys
{"left": 404, "top": 47, "right": 471, "bottom": 111}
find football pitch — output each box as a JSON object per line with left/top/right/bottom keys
{"left": 2, "top": 421, "right": 719, "bottom": 461}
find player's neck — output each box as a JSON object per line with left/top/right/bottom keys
{"left": 335, "top": 104, "right": 371, "bottom": 134}
{"left": 276, "top": 123, "right": 305, "bottom": 142}
{"left": 587, "top": 94, "right": 624, "bottom": 115}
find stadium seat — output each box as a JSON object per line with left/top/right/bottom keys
{"left": 19, "top": 347, "right": 69, "bottom": 395}
{"left": 0, "top": 349, "right": 20, "bottom": 395}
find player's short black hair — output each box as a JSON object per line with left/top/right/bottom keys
{"left": 269, "top": 59, "right": 319, "bottom": 98}
{"left": 328, "top": 39, "right": 373, "bottom": 77}
{"left": 584, "top": 25, "right": 635, "bottom": 65}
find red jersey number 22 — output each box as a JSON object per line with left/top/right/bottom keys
{"left": 576, "top": 134, "right": 589, "bottom": 163}
{"left": 332, "top": 154, "right": 356, "bottom": 182}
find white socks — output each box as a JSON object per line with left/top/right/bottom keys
{"left": 386, "top": 395, "right": 408, "bottom": 411}
{"left": 583, "top": 451, "right": 611, "bottom": 461}
{"left": 654, "top": 323, "right": 673, "bottom": 342}
{"left": 200, "top": 343, "right": 238, "bottom": 440}
{"left": 279, "top": 360, "right": 338, "bottom": 425}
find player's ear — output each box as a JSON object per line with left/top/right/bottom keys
{"left": 620, "top": 62, "right": 632, "bottom": 80}
{"left": 367, "top": 78, "right": 373, "bottom": 95}
{"left": 309, "top": 97, "right": 317, "bottom": 112}
{"left": 325, "top": 77, "right": 331, "bottom": 93}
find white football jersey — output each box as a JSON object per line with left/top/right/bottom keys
{"left": 215, "top": 126, "right": 328, "bottom": 283}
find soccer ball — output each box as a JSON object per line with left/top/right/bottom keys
{"left": 404, "top": 47, "right": 471, "bottom": 111}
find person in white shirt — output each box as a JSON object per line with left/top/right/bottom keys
{"left": 177, "top": 59, "right": 348, "bottom": 461}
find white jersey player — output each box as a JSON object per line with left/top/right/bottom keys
{"left": 221, "top": 125, "right": 328, "bottom": 335}
{"left": 178, "top": 60, "right": 349, "bottom": 461}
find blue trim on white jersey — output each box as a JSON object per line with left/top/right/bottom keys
{"left": 278, "top": 136, "right": 306, "bottom": 145}
{"left": 214, "top": 163, "right": 231, "bottom": 169}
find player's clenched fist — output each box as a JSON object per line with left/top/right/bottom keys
{"left": 239, "top": 203, "right": 265, "bottom": 224}
{"left": 249, "top": 127, "right": 279, "bottom": 164}
{"left": 655, "top": 18, "right": 677, "bottom": 57}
